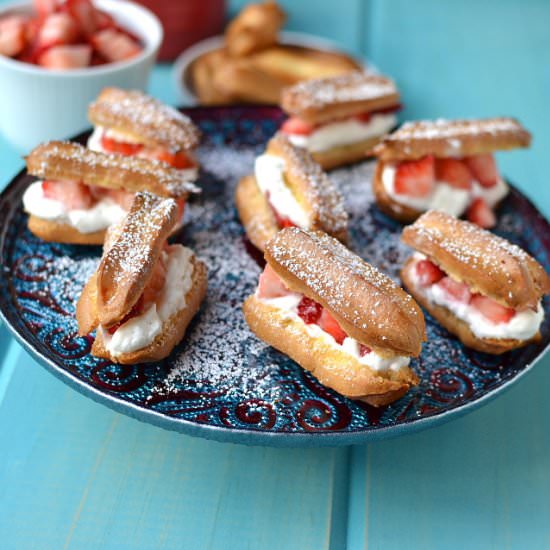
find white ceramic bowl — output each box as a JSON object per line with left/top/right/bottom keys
{"left": 173, "top": 31, "right": 368, "bottom": 105}
{"left": 0, "top": 0, "right": 163, "bottom": 153}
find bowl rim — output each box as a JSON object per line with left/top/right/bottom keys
{"left": 172, "top": 31, "right": 367, "bottom": 105}
{"left": 0, "top": 0, "right": 163, "bottom": 77}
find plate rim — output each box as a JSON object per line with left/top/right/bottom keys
{"left": 1, "top": 106, "right": 550, "bottom": 447}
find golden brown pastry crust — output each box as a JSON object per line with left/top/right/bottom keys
{"left": 190, "top": 49, "right": 237, "bottom": 105}
{"left": 401, "top": 210, "right": 550, "bottom": 310}
{"left": 372, "top": 161, "right": 423, "bottom": 223}
{"left": 27, "top": 215, "right": 106, "bottom": 245}
{"left": 265, "top": 134, "right": 348, "bottom": 239}
{"left": 95, "top": 193, "right": 178, "bottom": 328}
{"left": 243, "top": 294, "right": 418, "bottom": 406}
{"left": 401, "top": 258, "right": 540, "bottom": 354}
{"left": 86, "top": 258, "right": 208, "bottom": 364}
{"left": 265, "top": 227, "right": 426, "bottom": 356}
{"left": 235, "top": 175, "right": 279, "bottom": 252}
{"left": 374, "top": 117, "right": 531, "bottom": 162}
{"left": 88, "top": 88, "right": 200, "bottom": 153}
{"left": 225, "top": 1, "right": 286, "bottom": 57}
{"left": 311, "top": 136, "right": 383, "bottom": 170}
{"left": 281, "top": 72, "right": 400, "bottom": 125}
{"left": 26, "top": 141, "right": 200, "bottom": 199}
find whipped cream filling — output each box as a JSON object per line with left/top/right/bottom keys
{"left": 287, "top": 113, "right": 397, "bottom": 153}
{"left": 409, "top": 254, "right": 543, "bottom": 340}
{"left": 259, "top": 292, "right": 410, "bottom": 373}
{"left": 23, "top": 180, "right": 126, "bottom": 234}
{"left": 100, "top": 246, "right": 195, "bottom": 357}
{"left": 381, "top": 163, "right": 508, "bottom": 216}
{"left": 254, "top": 154, "right": 311, "bottom": 228}
{"left": 88, "top": 126, "right": 198, "bottom": 180}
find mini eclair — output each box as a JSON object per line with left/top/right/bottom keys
{"left": 235, "top": 133, "right": 348, "bottom": 252}
{"left": 401, "top": 210, "right": 550, "bottom": 354}
{"left": 243, "top": 227, "right": 425, "bottom": 406}
{"left": 23, "top": 141, "right": 199, "bottom": 245}
{"left": 372, "top": 117, "right": 531, "bottom": 227}
{"left": 279, "top": 71, "right": 401, "bottom": 169}
{"left": 76, "top": 192, "right": 207, "bottom": 364}
{"left": 88, "top": 88, "right": 201, "bottom": 174}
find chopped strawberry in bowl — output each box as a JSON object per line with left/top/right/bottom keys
{"left": 0, "top": 0, "right": 162, "bottom": 152}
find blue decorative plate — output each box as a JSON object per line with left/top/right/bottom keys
{"left": 1, "top": 106, "right": 549, "bottom": 447}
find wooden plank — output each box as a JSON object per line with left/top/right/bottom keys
{"left": 0, "top": 345, "right": 351, "bottom": 550}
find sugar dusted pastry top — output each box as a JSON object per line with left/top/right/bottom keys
{"left": 374, "top": 117, "right": 531, "bottom": 161}
{"left": 401, "top": 210, "right": 550, "bottom": 310}
{"left": 267, "top": 134, "right": 348, "bottom": 238}
{"left": 88, "top": 88, "right": 200, "bottom": 152}
{"left": 281, "top": 71, "right": 400, "bottom": 124}
{"left": 265, "top": 227, "right": 426, "bottom": 356}
{"left": 26, "top": 141, "right": 200, "bottom": 198}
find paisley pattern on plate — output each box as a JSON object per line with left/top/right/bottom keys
{"left": 1, "top": 106, "right": 549, "bottom": 446}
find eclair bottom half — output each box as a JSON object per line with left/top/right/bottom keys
{"left": 243, "top": 294, "right": 419, "bottom": 406}
{"left": 82, "top": 257, "right": 208, "bottom": 364}
{"left": 401, "top": 258, "right": 540, "bottom": 355}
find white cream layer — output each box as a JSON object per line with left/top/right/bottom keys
{"left": 254, "top": 154, "right": 311, "bottom": 228}
{"left": 259, "top": 292, "right": 410, "bottom": 373}
{"left": 23, "top": 181, "right": 126, "bottom": 234}
{"left": 88, "top": 126, "right": 198, "bottom": 180}
{"left": 409, "top": 255, "right": 543, "bottom": 340}
{"left": 381, "top": 163, "right": 509, "bottom": 216}
{"left": 100, "top": 246, "right": 195, "bottom": 357}
{"left": 287, "top": 113, "right": 396, "bottom": 153}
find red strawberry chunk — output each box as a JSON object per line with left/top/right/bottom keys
{"left": 437, "top": 276, "right": 472, "bottom": 303}
{"left": 100, "top": 135, "right": 143, "bottom": 156}
{"left": 435, "top": 158, "right": 473, "bottom": 190}
{"left": 94, "top": 9, "right": 115, "bottom": 31}
{"left": 467, "top": 197, "right": 496, "bottom": 229}
{"left": 34, "top": 0, "right": 58, "bottom": 17}
{"left": 257, "top": 264, "right": 290, "bottom": 299}
{"left": 42, "top": 179, "right": 94, "bottom": 209}
{"left": 394, "top": 155, "right": 435, "bottom": 197}
{"left": 355, "top": 112, "right": 372, "bottom": 123}
{"left": 297, "top": 296, "right": 322, "bottom": 324}
{"left": 37, "top": 13, "right": 79, "bottom": 50}
{"left": 91, "top": 28, "right": 141, "bottom": 62}
{"left": 464, "top": 154, "right": 499, "bottom": 188}
{"left": 470, "top": 294, "right": 515, "bottom": 324}
{"left": 415, "top": 259, "right": 445, "bottom": 287}
{"left": 38, "top": 44, "right": 91, "bottom": 69}
{"left": 145, "top": 149, "right": 196, "bottom": 170}
{"left": 359, "top": 344, "right": 371, "bottom": 357}
{"left": 66, "top": 0, "right": 98, "bottom": 36}
{"left": 107, "top": 296, "right": 144, "bottom": 334}
{"left": 0, "top": 15, "right": 27, "bottom": 57}
{"left": 280, "top": 116, "right": 315, "bottom": 136}
{"left": 103, "top": 188, "right": 135, "bottom": 210}
{"left": 318, "top": 308, "right": 347, "bottom": 345}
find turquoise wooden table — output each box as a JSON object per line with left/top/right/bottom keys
{"left": 1, "top": 1, "right": 550, "bottom": 548}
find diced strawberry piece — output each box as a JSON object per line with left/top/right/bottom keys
{"left": 104, "top": 188, "right": 135, "bottom": 210}
{"left": 394, "top": 156, "right": 435, "bottom": 197}
{"left": 297, "top": 296, "right": 322, "bottom": 324}
{"left": 437, "top": 276, "right": 472, "bottom": 304}
{"left": 435, "top": 158, "right": 473, "bottom": 190}
{"left": 280, "top": 116, "right": 315, "bottom": 136}
{"left": 66, "top": 0, "right": 98, "bottom": 35}
{"left": 34, "top": 0, "right": 58, "bottom": 18}
{"left": 100, "top": 135, "right": 144, "bottom": 156}
{"left": 94, "top": 9, "right": 115, "bottom": 30}
{"left": 141, "top": 254, "right": 167, "bottom": 311}
{"left": 37, "top": 13, "right": 79, "bottom": 50}
{"left": 471, "top": 294, "right": 515, "bottom": 324}
{"left": 359, "top": 344, "right": 371, "bottom": 357}
{"left": 149, "top": 149, "right": 196, "bottom": 170}
{"left": 0, "top": 15, "right": 27, "bottom": 57}
{"left": 467, "top": 197, "right": 496, "bottom": 229}
{"left": 90, "top": 28, "right": 141, "bottom": 62}
{"left": 464, "top": 154, "right": 499, "bottom": 188}
{"left": 272, "top": 207, "right": 295, "bottom": 229}
{"left": 318, "top": 308, "right": 347, "bottom": 345}
{"left": 257, "top": 264, "right": 290, "bottom": 299}
{"left": 42, "top": 179, "right": 94, "bottom": 209}
{"left": 415, "top": 259, "right": 445, "bottom": 287}
{"left": 355, "top": 112, "right": 372, "bottom": 123}
{"left": 38, "top": 44, "right": 91, "bottom": 69}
